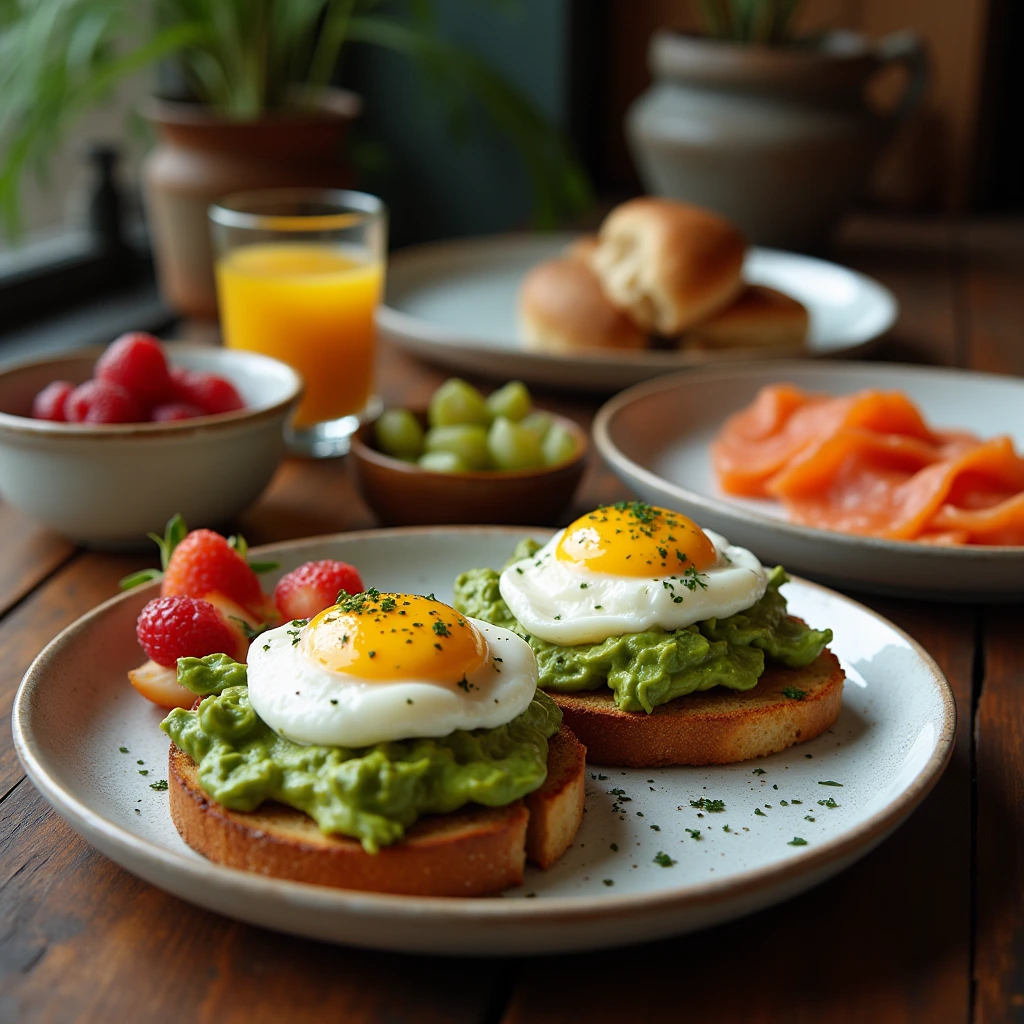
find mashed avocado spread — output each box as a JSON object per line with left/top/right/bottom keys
{"left": 453, "top": 540, "right": 831, "bottom": 714}
{"left": 161, "top": 653, "right": 561, "bottom": 853}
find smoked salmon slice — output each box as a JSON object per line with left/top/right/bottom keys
{"left": 712, "top": 384, "right": 1024, "bottom": 546}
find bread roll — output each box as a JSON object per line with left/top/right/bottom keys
{"left": 682, "top": 285, "right": 809, "bottom": 350}
{"left": 592, "top": 198, "right": 747, "bottom": 334}
{"left": 519, "top": 257, "right": 648, "bottom": 353}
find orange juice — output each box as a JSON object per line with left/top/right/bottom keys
{"left": 216, "top": 242, "right": 384, "bottom": 428}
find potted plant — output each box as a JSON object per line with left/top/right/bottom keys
{"left": 625, "top": 0, "right": 928, "bottom": 248}
{"left": 0, "top": 0, "right": 589, "bottom": 318}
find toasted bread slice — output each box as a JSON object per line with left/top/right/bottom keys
{"left": 168, "top": 724, "right": 585, "bottom": 897}
{"left": 549, "top": 649, "right": 844, "bottom": 767}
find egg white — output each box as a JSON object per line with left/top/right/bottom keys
{"left": 499, "top": 528, "right": 767, "bottom": 646}
{"left": 246, "top": 616, "right": 538, "bottom": 748}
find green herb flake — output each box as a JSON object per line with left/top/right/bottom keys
{"left": 610, "top": 843, "right": 618, "bottom": 852}
{"left": 788, "top": 837, "right": 809, "bottom": 846}
{"left": 654, "top": 851, "right": 676, "bottom": 867}
{"left": 138, "top": 770, "right": 149, "bottom": 776}
{"left": 782, "top": 686, "right": 808, "bottom": 701}
{"left": 119, "top": 746, "right": 128, "bottom": 754}
{"left": 149, "top": 780, "right": 168, "bottom": 791}
{"left": 602, "top": 879, "right": 614, "bottom": 887}
{"left": 818, "top": 797, "right": 840, "bottom": 809}
{"left": 685, "top": 828, "right": 702, "bottom": 841}
{"left": 690, "top": 798, "right": 725, "bottom": 813}
{"left": 752, "top": 768, "right": 766, "bottom": 775}
{"left": 818, "top": 781, "right": 844, "bottom": 787}
{"left": 754, "top": 808, "right": 766, "bottom": 817}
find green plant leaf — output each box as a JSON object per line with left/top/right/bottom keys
{"left": 248, "top": 561, "right": 280, "bottom": 574}
{"left": 118, "top": 568, "right": 164, "bottom": 591}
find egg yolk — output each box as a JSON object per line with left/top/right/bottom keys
{"left": 555, "top": 502, "right": 717, "bottom": 577}
{"left": 301, "top": 591, "right": 488, "bottom": 684}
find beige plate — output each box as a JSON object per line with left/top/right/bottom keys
{"left": 13, "top": 528, "right": 954, "bottom": 955}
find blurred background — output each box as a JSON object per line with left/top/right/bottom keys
{"left": 0, "top": 0, "right": 1019, "bottom": 350}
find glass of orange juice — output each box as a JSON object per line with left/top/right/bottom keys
{"left": 209, "top": 188, "right": 387, "bottom": 456}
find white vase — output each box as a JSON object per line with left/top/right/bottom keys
{"left": 626, "top": 30, "right": 928, "bottom": 249}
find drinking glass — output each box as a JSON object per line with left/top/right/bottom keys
{"left": 209, "top": 188, "right": 387, "bottom": 456}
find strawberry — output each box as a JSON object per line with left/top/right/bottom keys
{"left": 136, "top": 595, "right": 242, "bottom": 667}
{"left": 170, "top": 367, "right": 245, "bottom": 416}
{"left": 274, "top": 560, "right": 364, "bottom": 621}
{"left": 64, "top": 379, "right": 143, "bottom": 424}
{"left": 119, "top": 515, "right": 279, "bottom": 623}
{"left": 95, "top": 332, "right": 173, "bottom": 407}
{"left": 31, "top": 380, "right": 75, "bottom": 421}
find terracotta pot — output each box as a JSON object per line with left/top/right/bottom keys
{"left": 143, "top": 90, "right": 361, "bottom": 319}
{"left": 626, "top": 30, "right": 928, "bottom": 248}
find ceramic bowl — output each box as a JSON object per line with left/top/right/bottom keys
{"left": 0, "top": 344, "right": 302, "bottom": 546}
{"left": 349, "top": 412, "right": 588, "bottom": 526}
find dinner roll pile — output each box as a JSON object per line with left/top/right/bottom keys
{"left": 519, "top": 198, "right": 808, "bottom": 354}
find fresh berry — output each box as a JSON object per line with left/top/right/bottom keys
{"left": 95, "top": 332, "right": 173, "bottom": 407}
{"left": 274, "top": 560, "right": 365, "bottom": 620}
{"left": 32, "top": 380, "right": 75, "bottom": 421}
{"left": 150, "top": 402, "right": 205, "bottom": 422}
{"left": 162, "top": 528, "right": 266, "bottom": 615}
{"left": 136, "top": 595, "right": 239, "bottom": 667}
{"left": 170, "top": 367, "right": 245, "bottom": 416}
{"left": 64, "top": 379, "right": 143, "bottom": 424}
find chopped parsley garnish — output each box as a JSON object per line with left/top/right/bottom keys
{"left": 754, "top": 808, "right": 766, "bottom": 816}
{"left": 138, "top": 770, "right": 149, "bottom": 776}
{"left": 654, "top": 851, "right": 676, "bottom": 867}
{"left": 788, "top": 837, "right": 808, "bottom": 846}
{"left": 650, "top": 824, "right": 661, "bottom": 831}
{"left": 119, "top": 746, "right": 128, "bottom": 754}
{"left": 149, "top": 780, "right": 168, "bottom": 791}
{"left": 432, "top": 620, "right": 450, "bottom": 637}
{"left": 804, "top": 815, "right": 816, "bottom": 822}
{"left": 690, "top": 798, "right": 725, "bottom": 813}
{"left": 602, "top": 879, "right": 614, "bottom": 887}
{"left": 685, "top": 828, "right": 702, "bottom": 841}
{"left": 818, "top": 797, "right": 840, "bottom": 808}
{"left": 380, "top": 596, "right": 397, "bottom": 612}
{"left": 782, "top": 686, "right": 808, "bottom": 701}
{"left": 752, "top": 768, "right": 766, "bottom": 775}
{"left": 818, "top": 781, "right": 844, "bottom": 787}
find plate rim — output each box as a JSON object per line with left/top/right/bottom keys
{"left": 377, "top": 233, "right": 898, "bottom": 364}
{"left": 13, "top": 524, "right": 956, "bottom": 927}
{"left": 593, "top": 359, "right": 1024, "bottom": 559}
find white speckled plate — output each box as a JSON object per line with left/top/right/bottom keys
{"left": 593, "top": 361, "right": 1024, "bottom": 600}
{"left": 13, "top": 528, "right": 953, "bottom": 955}
{"left": 378, "top": 234, "right": 897, "bottom": 392}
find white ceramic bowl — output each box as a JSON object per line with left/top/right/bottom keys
{"left": 0, "top": 344, "right": 302, "bottom": 545}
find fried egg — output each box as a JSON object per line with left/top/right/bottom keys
{"left": 499, "top": 503, "right": 767, "bottom": 646}
{"left": 247, "top": 591, "right": 537, "bottom": 747}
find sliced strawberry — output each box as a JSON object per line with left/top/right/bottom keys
{"left": 274, "top": 560, "right": 365, "bottom": 621}
{"left": 128, "top": 659, "right": 196, "bottom": 710}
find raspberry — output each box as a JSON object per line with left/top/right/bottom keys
{"left": 170, "top": 367, "right": 245, "bottom": 416}
{"left": 162, "top": 528, "right": 266, "bottom": 615}
{"left": 275, "top": 560, "right": 365, "bottom": 620}
{"left": 64, "top": 379, "right": 143, "bottom": 424}
{"left": 95, "top": 332, "right": 173, "bottom": 407}
{"left": 32, "top": 380, "right": 75, "bottom": 421}
{"left": 136, "top": 595, "right": 239, "bottom": 666}
{"left": 150, "top": 402, "right": 205, "bottom": 422}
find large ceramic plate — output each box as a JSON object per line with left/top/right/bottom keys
{"left": 378, "top": 234, "right": 897, "bottom": 392}
{"left": 14, "top": 528, "right": 953, "bottom": 955}
{"left": 594, "top": 361, "right": 1024, "bottom": 600}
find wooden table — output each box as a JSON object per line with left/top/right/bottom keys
{"left": 2, "top": 218, "right": 1022, "bottom": 1023}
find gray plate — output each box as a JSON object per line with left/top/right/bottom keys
{"left": 378, "top": 234, "right": 898, "bottom": 392}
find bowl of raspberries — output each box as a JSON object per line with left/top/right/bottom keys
{"left": 0, "top": 334, "right": 302, "bottom": 545}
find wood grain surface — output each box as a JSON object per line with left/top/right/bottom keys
{"left": 1, "top": 216, "right": 1021, "bottom": 1024}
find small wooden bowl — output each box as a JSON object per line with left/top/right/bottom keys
{"left": 350, "top": 412, "right": 588, "bottom": 526}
